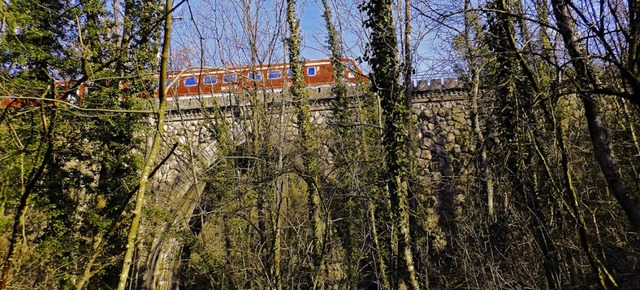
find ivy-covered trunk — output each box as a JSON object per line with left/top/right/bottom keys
{"left": 285, "top": 0, "right": 326, "bottom": 288}
{"left": 320, "top": 0, "right": 362, "bottom": 287}
{"left": 362, "top": 0, "right": 419, "bottom": 288}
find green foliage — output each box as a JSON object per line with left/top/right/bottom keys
{"left": 0, "top": 0, "right": 161, "bottom": 287}
{"left": 0, "top": 0, "right": 79, "bottom": 81}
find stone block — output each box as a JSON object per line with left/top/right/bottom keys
{"left": 422, "top": 130, "right": 433, "bottom": 139}
{"left": 443, "top": 78, "right": 458, "bottom": 88}
{"left": 445, "top": 142, "right": 454, "bottom": 152}
{"left": 415, "top": 130, "right": 422, "bottom": 140}
{"left": 416, "top": 80, "right": 429, "bottom": 91}
{"left": 429, "top": 79, "right": 442, "bottom": 90}
{"left": 425, "top": 109, "right": 434, "bottom": 119}
{"left": 446, "top": 132, "right": 456, "bottom": 143}
{"left": 420, "top": 149, "right": 432, "bottom": 160}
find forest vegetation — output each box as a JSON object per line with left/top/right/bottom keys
{"left": 1, "top": 0, "right": 640, "bottom": 289}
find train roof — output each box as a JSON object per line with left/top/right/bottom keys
{"left": 166, "top": 58, "right": 359, "bottom": 77}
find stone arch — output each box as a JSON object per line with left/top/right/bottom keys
{"left": 137, "top": 113, "right": 248, "bottom": 290}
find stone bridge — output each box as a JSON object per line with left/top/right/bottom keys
{"left": 137, "top": 80, "right": 472, "bottom": 289}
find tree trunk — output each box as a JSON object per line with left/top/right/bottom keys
{"left": 463, "top": 0, "right": 494, "bottom": 221}
{"left": 116, "top": 0, "right": 172, "bottom": 288}
{"left": 285, "top": 0, "right": 326, "bottom": 287}
{"left": 1, "top": 88, "right": 56, "bottom": 290}
{"left": 551, "top": 0, "right": 640, "bottom": 231}
{"left": 557, "top": 112, "right": 617, "bottom": 289}
{"left": 363, "top": 0, "right": 419, "bottom": 287}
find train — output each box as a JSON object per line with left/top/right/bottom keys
{"left": 163, "top": 58, "right": 365, "bottom": 97}
{"left": 0, "top": 58, "right": 365, "bottom": 109}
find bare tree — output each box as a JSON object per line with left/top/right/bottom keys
{"left": 551, "top": 0, "right": 640, "bottom": 231}
{"left": 116, "top": 0, "right": 173, "bottom": 287}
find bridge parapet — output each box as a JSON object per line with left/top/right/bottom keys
{"left": 414, "top": 77, "right": 460, "bottom": 91}
{"left": 164, "top": 84, "right": 467, "bottom": 122}
{"left": 164, "top": 79, "right": 466, "bottom": 114}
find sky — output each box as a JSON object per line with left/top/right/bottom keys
{"left": 168, "top": 0, "right": 456, "bottom": 80}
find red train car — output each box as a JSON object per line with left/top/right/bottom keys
{"left": 1, "top": 58, "right": 365, "bottom": 109}
{"left": 0, "top": 81, "right": 86, "bottom": 109}
{"left": 163, "top": 58, "right": 365, "bottom": 98}
{"left": 0, "top": 98, "right": 14, "bottom": 109}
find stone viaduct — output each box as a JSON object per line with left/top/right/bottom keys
{"left": 136, "top": 79, "right": 472, "bottom": 289}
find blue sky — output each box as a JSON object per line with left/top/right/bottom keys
{"left": 169, "top": 0, "right": 454, "bottom": 79}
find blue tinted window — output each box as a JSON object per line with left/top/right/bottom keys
{"left": 346, "top": 61, "right": 355, "bottom": 70}
{"left": 223, "top": 73, "right": 237, "bottom": 83}
{"left": 165, "top": 79, "right": 174, "bottom": 88}
{"left": 287, "top": 69, "right": 294, "bottom": 77}
{"left": 248, "top": 72, "right": 262, "bottom": 80}
{"left": 184, "top": 77, "right": 198, "bottom": 86}
{"left": 268, "top": 70, "right": 282, "bottom": 79}
{"left": 203, "top": 75, "right": 217, "bottom": 85}
{"left": 307, "top": 67, "right": 316, "bottom": 76}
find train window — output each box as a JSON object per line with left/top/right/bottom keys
{"left": 67, "top": 93, "right": 78, "bottom": 104}
{"left": 346, "top": 61, "right": 355, "bottom": 70}
{"left": 307, "top": 67, "right": 316, "bottom": 76}
{"left": 287, "top": 69, "right": 294, "bottom": 77}
{"left": 203, "top": 75, "right": 217, "bottom": 85}
{"left": 165, "top": 79, "right": 174, "bottom": 88}
{"left": 184, "top": 77, "right": 198, "bottom": 86}
{"left": 223, "top": 73, "right": 237, "bottom": 83}
{"left": 267, "top": 70, "right": 282, "bottom": 79}
{"left": 248, "top": 72, "right": 262, "bottom": 80}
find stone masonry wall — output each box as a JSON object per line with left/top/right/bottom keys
{"left": 412, "top": 95, "right": 472, "bottom": 253}
{"left": 137, "top": 87, "right": 471, "bottom": 289}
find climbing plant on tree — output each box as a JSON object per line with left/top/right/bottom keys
{"left": 362, "top": 0, "right": 419, "bottom": 288}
